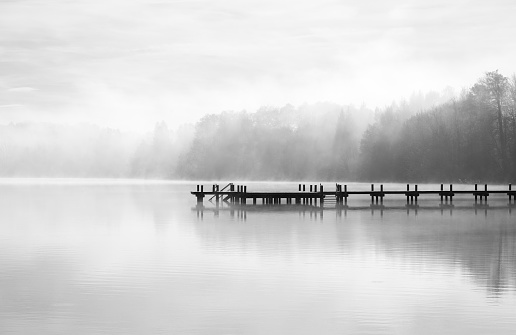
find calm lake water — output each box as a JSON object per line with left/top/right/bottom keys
{"left": 0, "top": 180, "right": 515, "bottom": 334}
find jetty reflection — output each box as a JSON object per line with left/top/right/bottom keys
{"left": 191, "top": 201, "right": 516, "bottom": 300}
{"left": 194, "top": 203, "right": 515, "bottom": 220}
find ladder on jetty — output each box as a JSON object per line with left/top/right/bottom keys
{"left": 208, "top": 182, "right": 233, "bottom": 202}
{"left": 192, "top": 183, "right": 516, "bottom": 208}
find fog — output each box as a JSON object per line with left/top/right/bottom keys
{"left": 0, "top": 122, "right": 193, "bottom": 178}
{"left": 2, "top": 71, "right": 516, "bottom": 182}
{"left": 4, "top": 3, "right": 516, "bottom": 334}
{"left": 0, "top": 80, "right": 463, "bottom": 179}
{"left": 2, "top": 0, "right": 516, "bottom": 130}
{"left": 8, "top": 83, "right": 509, "bottom": 182}
{"left": 2, "top": 1, "right": 516, "bottom": 181}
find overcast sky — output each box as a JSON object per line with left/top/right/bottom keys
{"left": 1, "top": 0, "right": 515, "bottom": 131}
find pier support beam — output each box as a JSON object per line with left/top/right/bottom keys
{"left": 196, "top": 194, "right": 204, "bottom": 204}
{"left": 320, "top": 185, "right": 324, "bottom": 207}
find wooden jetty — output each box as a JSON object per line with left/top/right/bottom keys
{"left": 191, "top": 183, "right": 515, "bottom": 208}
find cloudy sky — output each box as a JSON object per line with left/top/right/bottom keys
{"left": 1, "top": 0, "right": 515, "bottom": 131}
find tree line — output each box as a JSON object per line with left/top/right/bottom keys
{"left": 359, "top": 70, "right": 516, "bottom": 182}
{"left": 0, "top": 70, "right": 514, "bottom": 182}
{"left": 177, "top": 103, "right": 371, "bottom": 180}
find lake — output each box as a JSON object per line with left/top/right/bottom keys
{"left": 0, "top": 180, "right": 515, "bottom": 334}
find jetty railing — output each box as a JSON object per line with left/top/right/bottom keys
{"left": 192, "top": 183, "right": 515, "bottom": 208}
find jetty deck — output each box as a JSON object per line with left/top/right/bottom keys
{"left": 192, "top": 183, "right": 515, "bottom": 207}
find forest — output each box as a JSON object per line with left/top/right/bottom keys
{"left": 1, "top": 71, "right": 515, "bottom": 182}
{"left": 359, "top": 70, "right": 516, "bottom": 182}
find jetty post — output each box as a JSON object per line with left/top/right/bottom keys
{"left": 320, "top": 184, "right": 324, "bottom": 207}
{"left": 405, "top": 184, "right": 418, "bottom": 206}
{"left": 195, "top": 185, "right": 204, "bottom": 203}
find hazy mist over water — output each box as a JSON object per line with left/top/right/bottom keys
{"left": 0, "top": 181, "right": 515, "bottom": 334}
{"left": 2, "top": 0, "right": 516, "bottom": 182}
{"left": 2, "top": 0, "right": 516, "bottom": 333}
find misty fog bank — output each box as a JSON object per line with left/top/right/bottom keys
{"left": 1, "top": 72, "right": 515, "bottom": 182}
{"left": 0, "top": 122, "right": 193, "bottom": 178}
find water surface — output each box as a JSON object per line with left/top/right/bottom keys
{"left": 0, "top": 180, "right": 515, "bottom": 334}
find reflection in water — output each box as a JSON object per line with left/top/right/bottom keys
{"left": 194, "top": 203, "right": 514, "bottom": 221}
{"left": 193, "top": 202, "right": 516, "bottom": 301}
{"left": 0, "top": 181, "right": 515, "bottom": 334}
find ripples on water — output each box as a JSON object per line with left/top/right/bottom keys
{"left": 0, "top": 180, "right": 515, "bottom": 334}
